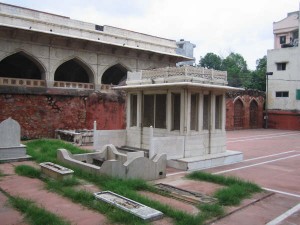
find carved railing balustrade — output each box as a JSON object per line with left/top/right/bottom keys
{"left": 140, "top": 66, "right": 227, "bottom": 84}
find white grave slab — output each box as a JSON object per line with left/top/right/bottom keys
{"left": 94, "top": 191, "right": 163, "bottom": 221}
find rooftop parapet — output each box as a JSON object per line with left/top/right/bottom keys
{"left": 0, "top": 3, "right": 180, "bottom": 56}
{"left": 127, "top": 66, "right": 227, "bottom": 86}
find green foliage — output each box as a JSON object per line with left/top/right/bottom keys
{"left": 186, "top": 171, "right": 262, "bottom": 206}
{"left": 199, "top": 52, "right": 223, "bottom": 70}
{"left": 198, "top": 52, "right": 267, "bottom": 90}
{"left": 9, "top": 196, "right": 70, "bottom": 225}
{"left": 199, "top": 203, "right": 224, "bottom": 219}
{"left": 222, "top": 52, "right": 250, "bottom": 87}
{"left": 15, "top": 165, "right": 41, "bottom": 178}
{"left": 244, "top": 56, "right": 267, "bottom": 91}
{"left": 26, "top": 139, "right": 87, "bottom": 163}
{"left": 214, "top": 184, "right": 250, "bottom": 205}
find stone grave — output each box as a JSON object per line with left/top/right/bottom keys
{"left": 155, "top": 183, "right": 217, "bottom": 205}
{"left": 40, "top": 162, "right": 74, "bottom": 180}
{"left": 94, "top": 191, "right": 163, "bottom": 221}
{"left": 0, "top": 118, "right": 31, "bottom": 162}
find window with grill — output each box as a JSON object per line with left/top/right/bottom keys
{"left": 276, "top": 91, "right": 289, "bottom": 97}
{"left": 279, "top": 36, "right": 286, "bottom": 44}
{"left": 203, "top": 95, "right": 210, "bottom": 130}
{"left": 276, "top": 63, "right": 286, "bottom": 71}
{"left": 143, "top": 94, "right": 166, "bottom": 128}
{"left": 130, "top": 94, "right": 137, "bottom": 127}
{"left": 215, "top": 95, "right": 223, "bottom": 129}
{"left": 190, "top": 94, "right": 199, "bottom": 131}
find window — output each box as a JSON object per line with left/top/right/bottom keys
{"left": 276, "top": 91, "right": 289, "bottom": 97}
{"left": 276, "top": 63, "right": 286, "bottom": 71}
{"left": 95, "top": 25, "right": 104, "bottom": 31}
{"left": 215, "top": 95, "right": 223, "bottom": 129}
{"left": 296, "top": 90, "right": 300, "bottom": 100}
{"left": 130, "top": 94, "right": 137, "bottom": 127}
{"left": 143, "top": 95, "right": 154, "bottom": 127}
{"left": 190, "top": 94, "right": 199, "bottom": 131}
{"left": 279, "top": 36, "right": 286, "bottom": 44}
{"left": 172, "top": 93, "right": 181, "bottom": 130}
{"left": 203, "top": 95, "right": 210, "bottom": 130}
{"left": 143, "top": 94, "right": 166, "bottom": 128}
{"left": 155, "top": 94, "right": 167, "bottom": 128}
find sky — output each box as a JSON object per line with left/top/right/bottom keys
{"left": 1, "top": 0, "right": 299, "bottom": 70}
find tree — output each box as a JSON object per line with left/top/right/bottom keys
{"left": 244, "top": 56, "right": 267, "bottom": 91}
{"left": 199, "top": 53, "right": 222, "bottom": 70}
{"left": 222, "top": 52, "right": 249, "bottom": 87}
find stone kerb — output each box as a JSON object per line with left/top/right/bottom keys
{"left": 0, "top": 118, "right": 21, "bottom": 148}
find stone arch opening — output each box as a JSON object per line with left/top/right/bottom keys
{"left": 250, "top": 100, "right": 259, "bottom": 128}
{"left": 101, "top": 64, "right": 128, "bottom": 85}
{"left": 54, "top": 58, "right": 94, "bottom": 83}
{"left": 0, "top": 51, "right": 45, "bottom": 79}
{"left": 234, "top": 98, "right": 244, "bottom": 129}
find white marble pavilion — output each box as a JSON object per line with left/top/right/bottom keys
{"left": 113, "top": 66, "right": 243, "bottom": 170}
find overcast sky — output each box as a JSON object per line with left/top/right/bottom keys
{"left": 1, "top": 0, "right": 299, "bottom": 69}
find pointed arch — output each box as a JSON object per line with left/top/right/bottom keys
{"left": 101, "top": 63, "right": 129, "bottom": 85}
{"left": 249, "top": 99, "right": 259, "bottom": 128}
{"left": 54, "top": 57, "right": 94, "bottom": 83}
{"left": 0, "top": 50, "right": 46, "bottom": 80}
{"left": 233, "top": 98, "right": 244, "bottom": 129}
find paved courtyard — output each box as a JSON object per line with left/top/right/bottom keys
{"left": 0, "top": 129, "right": 299, "bottom": 224}
{"left": 166, "top": 129, "right": 300, "bottom": 224}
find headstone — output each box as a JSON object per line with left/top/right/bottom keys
{"left": 0, "top": 118, "right": 30, "bottom": 162}
{"left": 0, "top": 117, "right": 21, "bottom": 148}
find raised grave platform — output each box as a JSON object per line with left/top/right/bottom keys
{"left": 40, "top": 162, "right": 74, "bottom": 180}
{"left": 167, "top": 150, "right": 243, "bottom": 171}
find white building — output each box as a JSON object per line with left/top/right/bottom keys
{"left": 267, "top": 10, "right": 300, "bottom": 129}
{"left": 94, "top": 66, "right": 243, "bottom": 171}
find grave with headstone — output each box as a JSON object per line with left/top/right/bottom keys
{"left": 0, "top": 118, "right": 31, "bottom": 162}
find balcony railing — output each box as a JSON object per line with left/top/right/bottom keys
{"left": 141, "top": 66, "right": 227, "bottom": 81}
{"left": 0, "top": 77, "right": 45, "bottom": 87}
{"left": 53, "top": 81, "right": 94, "bottom": 89}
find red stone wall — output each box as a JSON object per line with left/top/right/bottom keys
{"left": 268, "top": 110, "right": 300, "bottom": 130}
{"left": 226, "top": 90, "right": 265, "bottom": 130}
{"left": 0, "top": 92, "right": 126, "bottom": 139}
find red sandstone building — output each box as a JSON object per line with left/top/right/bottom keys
{"left": 226, "top": 90, "right": 265, "bottom": 130}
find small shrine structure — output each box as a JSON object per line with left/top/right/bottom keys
{"left": 96, "top": 66, "right": 243, "bottom": 170}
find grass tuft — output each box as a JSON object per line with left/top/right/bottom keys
{"left": 186, "top": 171, "right": 262, "bottom": 206}
{"left": 199, "top": 203, "right": 224, "bottom": 219}
{"left": 15, "top": 165, "right": 41, "bottom": 178}
{"left": 26, "top": 139, "right": 87, "bottom": 163}
{"left": 9, "top": 195, "right": 70, "bottom": 225}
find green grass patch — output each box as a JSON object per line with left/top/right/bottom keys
{"left": 9, "top": 195, "right": 70, "bottom": 225}
{"left": 199, "top": 203, "right": 224, "bottom": 219}
{"left": 25, "top": 139, "right": 202, "bottom": 225}
{"left": 186, "top": 171, "right": 262, "bottom": 206}
{"left": 15, "top": 165, "right": 41, "bottom": 178}
{"left": 26, "top": 139, "right": 87, "bottom": 163}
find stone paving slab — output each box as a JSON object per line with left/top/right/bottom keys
{"left": 0, "top": 191, "right": 28, "bottom": 225}
{"left": 0, "top": 163, "right": 107, "bottom": 225}
{"left": 212, "top": 194, "right": 300, "bottom": 225}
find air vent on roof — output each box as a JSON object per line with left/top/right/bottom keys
{"left": 95, "top": 25, "right": 104, "bottom": 31}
